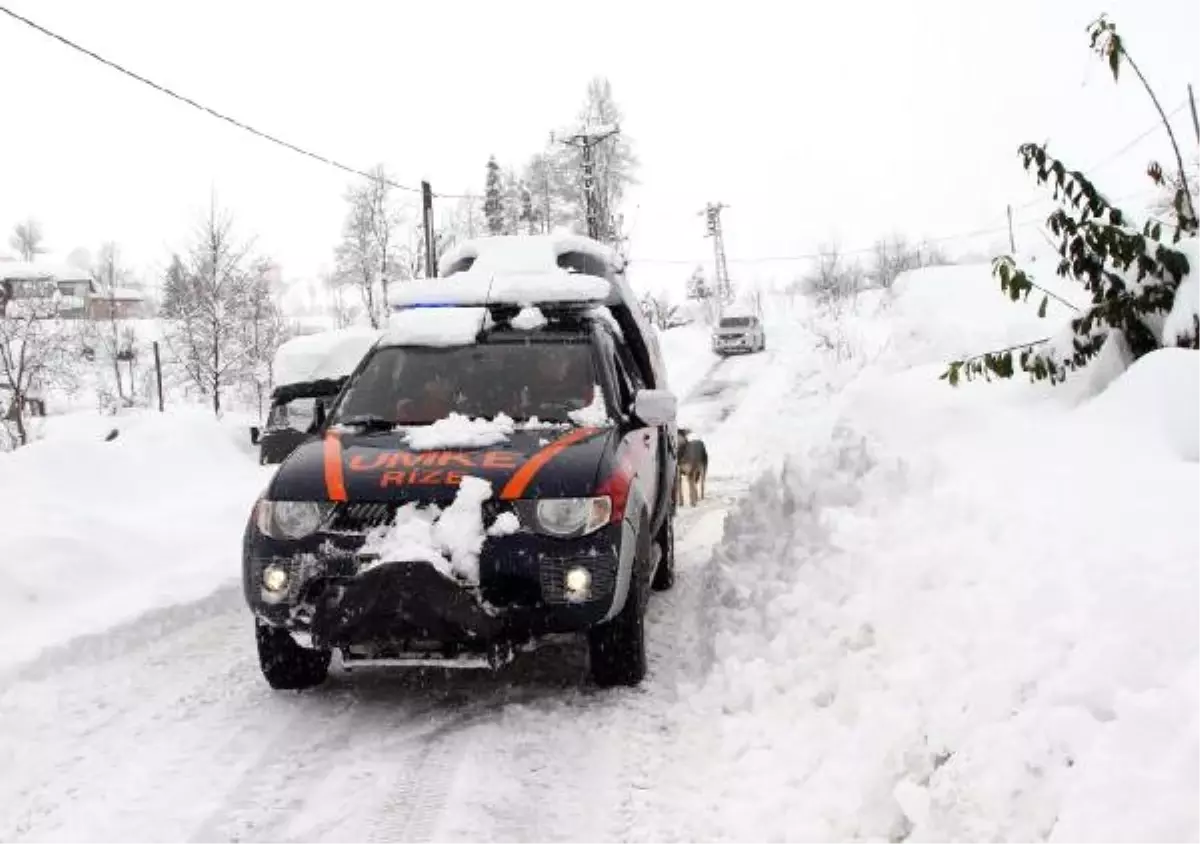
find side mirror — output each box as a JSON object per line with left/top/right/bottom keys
{"left": 249, "top": 426, "right": 261, "bottom": 445}
{"left": 632, "top": 389, "right": 677, "bottom": 427}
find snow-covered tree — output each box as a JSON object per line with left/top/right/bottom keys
{"left": 160, "top": 253, "right": 190, "bottom": 319}
{"left": 523, "top": 151, "right": 574, "bottom": 234}
{"left": 484, "top": 156, "right": 505, "bottom": 236}
{"left": 519, "top": 180, "right": 536, "bottom": 235}
{"left": 871, "top": 234, "right": 950, "bottom": 288}
{"left": 241, "top": 259, "right": 290, "bottom": 418}
{"left": 335, "top": 181, "right": 381, "bottom": 328}
{"left": 802, "top": 242, "right": 863, "bottom": 306}
{"left": 685, "top": 265, "right": 712, "bottom": 301}
{"left": 89, "top": 242, "right": 136, "bottom": 406}
{"left": 8, "top": 218, "right": 45, "bottom": 262}
{"left": 0, "top": 296, "right": 73, "bottom": 447}
{"left": 365, "top": 165, "right": 404, "bottom": 310}
{"left": 164, "top": 201, "right": 256, "bottom": 414}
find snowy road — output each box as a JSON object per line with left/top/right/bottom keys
{"left": 0, "top": 342, "right": 789, "bottom": 843}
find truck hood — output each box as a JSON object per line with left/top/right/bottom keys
{"left": 267, "top": 425, "right": 614, "bottom": 505}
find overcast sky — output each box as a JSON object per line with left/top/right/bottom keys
{"left": 1, "top": 0, "right": 1197, "bottom": 298}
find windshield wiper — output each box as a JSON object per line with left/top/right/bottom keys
{"left": 336, "top": 415, "right": 397, "bottom": 432}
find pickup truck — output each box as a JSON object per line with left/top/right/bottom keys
{"left": 242, "top": 235, "right": 679, "bottom": 689}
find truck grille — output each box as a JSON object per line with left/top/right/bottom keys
{"left": 324, "top": 500, "right": 513, "bottom": 534}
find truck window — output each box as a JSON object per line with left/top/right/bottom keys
{"left": 331, "top": 339, "right": 598, "bottom": 425}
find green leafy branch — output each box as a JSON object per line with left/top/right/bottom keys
{"left": 1089, "top": 14, "right": 1198, "bottom": 237}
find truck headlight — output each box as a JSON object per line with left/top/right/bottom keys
{"left": 255, "top": 500, "right": 330, "bottom": 540}
{"left": 532, "top": 497, "right": 612, "bottom": 538}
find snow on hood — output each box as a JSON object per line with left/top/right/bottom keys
{"left": 402, "top": 412, "right": 516, "bottom": 451}
{"left": 272, "top": 326, "right": 381, "bottom": 388}
{"left": 381, "top": 306, "right": 490, "bottom": 347}
{"left": 358, "top": 475, "right": 502, "bottom": 585}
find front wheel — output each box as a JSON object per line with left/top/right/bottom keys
{"left": 589, "top": 564, "right": 648, "bottom": 687}
{"left": 256, "top": 621, "right": 331, "bottom": 690}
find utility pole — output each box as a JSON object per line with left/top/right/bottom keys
{"left": 1189, "top": 84, "right": 1199, "bottom": 145}
{"left": 1007, "top": 204, "right": 1017, "bottom": 253}
{"left": 421, "top": 181, "right": 437, "bottom": 278}
{"left": 553, "top": 124, "right": 621, "bottom": 242}
{"left": 152, "top": 340, "right": 164, "bottom": 412}
{"left": 699, "top": 202, "right": 732, "bottom": 302}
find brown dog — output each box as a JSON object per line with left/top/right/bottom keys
{"left": 675, "top": 428, "right": 708, "bottom": 507}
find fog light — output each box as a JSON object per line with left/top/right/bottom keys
{"left": 564, "top": 566, "right": 591, "bottom": 602}
{"left": 262, "top": 565, "right": 289, "bottom": 593}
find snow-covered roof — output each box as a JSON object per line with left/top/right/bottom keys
{"left": 0, "top": 261, "right": 93, "bottom": 283}
{"left": 272, "top": 326, "right": 382, "bottom": 388}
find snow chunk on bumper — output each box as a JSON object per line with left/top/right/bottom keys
{"left": 403, "top": 412, "right": 515, "bottom": 451}
{"left": 358, "top": 476, "right": 496, "bottom": 584}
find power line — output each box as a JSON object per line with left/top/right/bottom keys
{"left": 1007, "top": 98, "right": 1191, "bottom": 216}
{"left": 632, "top": 220, "right": 1038, "bottom": 266}
{"left": 0, "top": 4, "right": 468, "bottom": 197}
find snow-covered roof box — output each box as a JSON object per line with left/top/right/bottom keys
{"left": 393, "top": 234, "right": 669, "bottom": 393}
{"left": 436, "top": 233, "right": 624, "bottom": 278}
{"left": 272, "top": 326, "right": 382, "bottom": 391}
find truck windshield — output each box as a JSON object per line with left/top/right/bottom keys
{"left": 719, "top": 317, "right": 753, "bottom": 328}
{"left": 330, "top": 339, "right": 599, "bottom": 426}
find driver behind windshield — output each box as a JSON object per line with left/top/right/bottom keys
{"left": 520, "top": 352, "right": 595, "bottom": 420}
{"left": 394, "top": 370, "right": 461, "bottom": 424}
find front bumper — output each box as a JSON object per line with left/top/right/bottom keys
{"left": 243, "top": 518, "right": 633, "bottom": 652}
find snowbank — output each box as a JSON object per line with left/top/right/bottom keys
{"left": 659, "top": 266, "right": 1198, "bottom": 840}
{"left": 0, "top": 408, "right": 270, "bottom": 671}
{"left": 887, "top": 262, "right": 1086, "bottom": 368}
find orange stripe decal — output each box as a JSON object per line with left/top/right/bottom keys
{"left": 500, "top": 427, "right": 599, "bottom": 500}
{"left": 323, "top": 433, "right": 348, "bottom": 502}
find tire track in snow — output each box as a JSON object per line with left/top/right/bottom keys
{"left": 433, "top": 351, "right": 787, "bottom": 843}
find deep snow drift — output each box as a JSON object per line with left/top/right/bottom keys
{"left": 0, "top": 409, "right": 271, "bottom": 671}
{"left": 649, "top": 263, "right": 1199, "bottom": 841}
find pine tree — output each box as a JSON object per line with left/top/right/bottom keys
{"left": 520, "top": 181, "right": 536, "bottom": 234}
{"left": 160, "top": 253, "right": 190, "bottom": 319}
{"left": 484, "top": 156, "right": 504, "bottom": 236}
{"left": 501, "top": 166, "right": 523, "bottom": 235}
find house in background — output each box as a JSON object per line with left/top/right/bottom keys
{"left": 0, "top": 261, "right": 146, "bottom": 319}
{"left": 88, "top": 287, "right": 146, "bottom": 320}
{"left": 0, "top": 261, "right": 97, "bottom": 318}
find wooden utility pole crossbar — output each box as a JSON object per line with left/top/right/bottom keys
{"left": 554, "top": 125, "right": 621, "bottom": 242}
